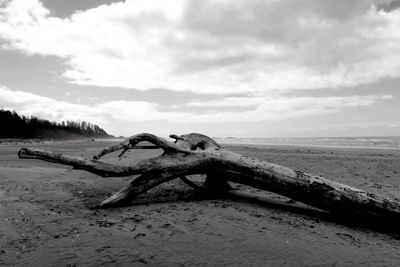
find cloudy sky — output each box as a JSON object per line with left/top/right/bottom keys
{"left": 0, "top": 0, "right": 399, "bottom": 138}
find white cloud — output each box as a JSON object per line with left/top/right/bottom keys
{"left": 0, "top": 85, "right": 163, "bottom": 126}
{"left": 1, "top": 0, "right": 400, "bottom": 94}
{"left": 184, "top": 94, "right": 394, "bottom": 122}
{"left": 0, "top": 86, "right": 393, "bottom": 129}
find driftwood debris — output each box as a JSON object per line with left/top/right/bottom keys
{"left": 18, "top": 133, "right": 400, "bottom": 223}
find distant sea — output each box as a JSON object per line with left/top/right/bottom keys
{"left": 104, "top": 136, "right": 400, "bottom": 150}
{"left": 214, "top": 136, "right": 400, "bottom": 149}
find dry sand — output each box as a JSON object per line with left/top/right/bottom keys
{"left": 1, "top": 140, "right": 400, "bottom": 266}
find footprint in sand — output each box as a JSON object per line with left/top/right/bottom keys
{"left": 134, "top": 233, "right": 146, "bottom": 239}
{"left": 335, "top": 232, "right": 361, "bottom": 246}
{"left": 96, "top": 220, "right": 115, "bottom": 227}
{"left": 159, "top": 223, "right": 171, "bottom": 229}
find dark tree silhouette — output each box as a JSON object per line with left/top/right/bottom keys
{"left": 0, "top": 109, "right": 111, "bottom": 139}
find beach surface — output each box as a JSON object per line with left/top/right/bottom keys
{"left": 1, "top": 140, "right": 400, "bottom": 266}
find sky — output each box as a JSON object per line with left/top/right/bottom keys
{"left": 0, "top": 0, "right": 399, "bottom": 138}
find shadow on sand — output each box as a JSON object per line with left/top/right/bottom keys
{"left": 84, "top": 185, "right": 400, "bottom": 239}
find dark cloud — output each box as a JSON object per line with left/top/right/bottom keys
{"left": 182, "top": 0, "right": 373, "bottom": 44}
{"left": 40, "top": 0, "right": 125, "bottom": 18}
{"left": 376, "top": 0, "right": 400, "bottom": 11}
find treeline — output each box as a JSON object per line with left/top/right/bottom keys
{"left": 0, "top": 109, "right": 111, "bottom": 139}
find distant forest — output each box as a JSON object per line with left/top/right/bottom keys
{"left": 0, "top": 109, "right": 111, "bottom": 139}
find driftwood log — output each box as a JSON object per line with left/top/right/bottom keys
{"left": 17, "top": 133, "right": 400, "bottom": 224}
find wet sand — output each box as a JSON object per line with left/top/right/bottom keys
{"left": 1, "top": 140, "right": 400, "bottom": 266}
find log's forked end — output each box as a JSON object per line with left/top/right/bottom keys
{"left": 169, "top": 134, "right": 183, "bottom": 141}
{"left": 18, "top": 148, "right": 37, "bottom": 159}
{"left": 169, "top": 133, "right": 221, "bottom": 151}
{"left": 18, "top": 148, "right": 28, "bottom": 158}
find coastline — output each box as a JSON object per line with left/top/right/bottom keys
{"left": 216, "top": 135, "right": 400, "bottom": 150}
{"left": 220, "top": 141, "right": 400, "bottom": 151}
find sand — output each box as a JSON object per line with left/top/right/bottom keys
{"left": 1, "top": 140, "right": 400, "bottom": 266}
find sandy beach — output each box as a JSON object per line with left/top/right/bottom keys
{"left": 1, "top": 140, "right": 400, "bottom": 266}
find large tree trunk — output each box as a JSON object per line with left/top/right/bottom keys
{"left": 18, "top": 133, "right": 400, "bottom": 224}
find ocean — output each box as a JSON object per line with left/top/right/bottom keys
{"left": 215, "top": 136, "right": 400, "bottom": 149}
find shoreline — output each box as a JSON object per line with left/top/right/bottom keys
{"left": 0, "top": 137, "right": 115, "bottom": 145}
{"left": 219, "top": 141, "right": 400, "bottom": 151}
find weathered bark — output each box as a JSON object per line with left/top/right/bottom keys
{"left": 17, "top": 133, "right": 400, "bottom": 223}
